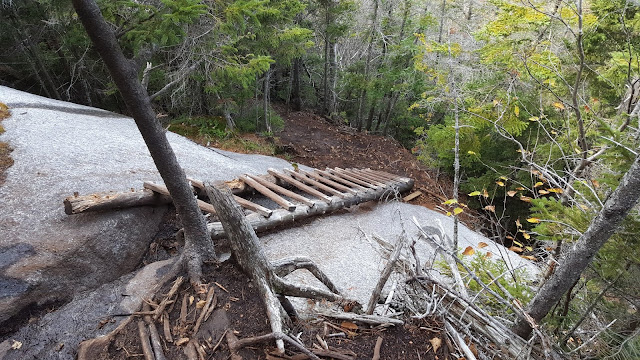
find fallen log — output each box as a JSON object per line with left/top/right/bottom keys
{"left": 63, "top": 189, "right": 171, "bottom": 215}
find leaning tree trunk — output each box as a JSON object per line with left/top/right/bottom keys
{"left": 72, "top": 0, "right": 215, "bottom": 285}
{"left": 205, "top": 183, "right": 347, "bottom": 353}
{"left": 512, "top": 152, "right": 640, "bottom": 338}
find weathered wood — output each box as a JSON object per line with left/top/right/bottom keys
{"left": 337, "top": 168, "right": 386, "bottom": 187}
{"left": 361, "top": 169, "right": 402, "bottom": 184}
{"left": 143, "top": 181, "right": 217, "bottom": 214}
{"left": 232, "top": 196, "right": 273, "bottom": 218}
{"left": 284, "top": 169, "right": 348, "bottom": 198}
{"left": 208, "top": 177, "right": 414, "bottom": 239}
{"left": 299, "top": 169, "right": 358, "bottom": 194}
{"left": 246, "top": 174, "right": 316, "bottom": 207}
{"left": 63, "top": 190, "right": 171, "bottom": 215}
{"left": 314, "top": 169, "right": 369, "bottom": 191}
{"left": 330, "top": 168, "right": 379, "bottom": 189}
{"left": 402, "top": 191, "right": 423, "bottom": 202}
{"left": 240, "top": 175, "right": 296, "bottom": 211}
{"left": 268, "top": 169, "right": 333, "bottom": 203}
{"left": 316, "top": 310, "right": 403, "bottom": 326}
{"left": 187, "top": 178, "right": 273, "bottom": 217}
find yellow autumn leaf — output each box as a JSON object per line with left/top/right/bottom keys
{"left": 513, "top": 240, "right": 523, "bottom": 247}
{"left": 529, "top": 116, "right": 539, "bottom": 121}
{"left": 446, "top": 211, "right": 452, "bottom": 216}
{"left": 467, "top": 150, "right": 476, "bottom": 155}
{"left": 507, "top": 190, "right": 517, "bottom": 197}
{"left": 483, "top": 189, "right": 489, "bottom": 198}
{"left": 548, "top": 188, "right": 564, "bottom": 193}
{"left": 462, "top": 246, "right": 475, "bottom": 256}
{"left": 478, "top": 242, "right": 489, "bottom": 248}
{"left": 516, "top": 187, "right": 525, "bottom": 191}
{"left": 468, "top": 191, "right": 482, "bottom": 196}
{"left": 430, "top": 337, "right": 442, "bottom": 353}
{"left": 443, "top": 199, "right": 458, "bottom": 205}
{"left": 525, "top": 246, "right": 533, "bottom": 251}
{"left": 538, "top": 189, "right": 549, "bottom": 195}
{"left": 527, "top": 217, "right": 541, "bottom": 223}
{"left": 453, "top": 207, "right": 464, "bottom": 215}
{"left": 522, "top": 232, "right": 531, "bottom": 240}
{"left": 341, "top": 321, "right": 358, "bottom": 331}
{"left": 499, "top": 176, "right": 508, "bottom": 181}
{"left": 496, "top": 181, "right": 505, "bottom": 187}
{"left": 514, "top": 105, "right": 520, "bottom": 116}
{"left": 553, "top": 102, "right": 565, "bottom": 110}
{"left": 534, "top": 182, "right": 543, "bottom": 188}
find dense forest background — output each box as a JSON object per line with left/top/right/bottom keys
{"left": 1, "top": 0, "right": 640, "bottom": 357}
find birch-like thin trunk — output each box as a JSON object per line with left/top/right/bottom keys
{"left": 512, "top": 152, "right": 640, "bottom": 338}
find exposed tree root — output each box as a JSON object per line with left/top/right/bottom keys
{"left": 206, "top": 183, "right": 356, "bottom": 354}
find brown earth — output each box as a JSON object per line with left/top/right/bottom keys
{"left": 101, "top": 256, "right": 454, "bottom": 360}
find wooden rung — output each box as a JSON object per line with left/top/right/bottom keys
{"left": 356, "top": 168, "right": 396, "bottom": 183}
{"left": 268, "top": 169, "right": 332, "bottom": 203}
{"left": 368, "top": 170, "right": 402, "bottom": 182}
{"left": 333, "top": 167, "right": 381, "bottom": 188}
{"left": 241, "top": 175, "right": 296, "bottom": 211}
{"left": 299, "top": 169, "right": 358, "bottom": 195}
{"left": 314, "top": 169, "right": 368, "bottom": 191}
{"left": 187, "top": 177, "right": 272, "bottom": 217}
{"left": 284, "top": 169, "right": 347, "bottom": 198}
{"left": 144, "top": 181, "right": 217, "bottom": 214}
{"left": 246, "top": 174, "right": 315, "bottom": 208}
{"left": 328, "top": 168, "right": 379, "bottom": 189}
{"left": 339, "top": 168, "right": 387, "bottom": 187}
{"left": 232, "top": 196, "right": 273, "bottom": 218}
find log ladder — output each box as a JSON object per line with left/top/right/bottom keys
{"left": 64, "top": 167, "right": 414, "bottom": 239}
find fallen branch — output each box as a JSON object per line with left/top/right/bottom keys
{"left": 372, "top": 336, "right": 383, "bottom": 360}
{"left": 193, "top": 286, "right": 215, "bottom": 334}
{"left": 366, "top": 234, "right": 405, "bottom": 315}
{"left": 318, "top": 310, "right": 403, "bottom": 326}
{"left": 153, "top": 276, "right": 183, "bottom": 321}
{"left": 138, "top": 320, "right": 155, "bottom": 360}
{"left": 227, "top": 331, "right": 321, "bottom": 360}
{"left": 444, "top": 320, "right": 477, "bottom": 360}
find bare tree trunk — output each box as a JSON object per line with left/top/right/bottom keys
{"left": 205, "top": 183, "right": 346, "bottom": 353}
{"left": 365, "top": 104, "right": 375, "bottom": 131}
{"left": 356, "top": 0, "right": 379, "bottom": 132}
{"left": 263, "top": 68, "right": 272, "bottom": 133}
{"left": 72, "top": 0, "right": 215, "bottom": 285}
{"left": 291, "top": 58, "right": 302, "bottom": 111}
{"left": 512, "top": 153, "right": 640, "bottom": 338}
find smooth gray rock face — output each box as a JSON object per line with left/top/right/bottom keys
{"left": 0, "top": 86, "right": 292, "bottom": 329}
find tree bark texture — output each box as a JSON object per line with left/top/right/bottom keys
{"left": 512, "top": 153, "right": 640, "bottom": 338}
{"left": 72, "top": 0, "right": 215, "bottom": 283}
